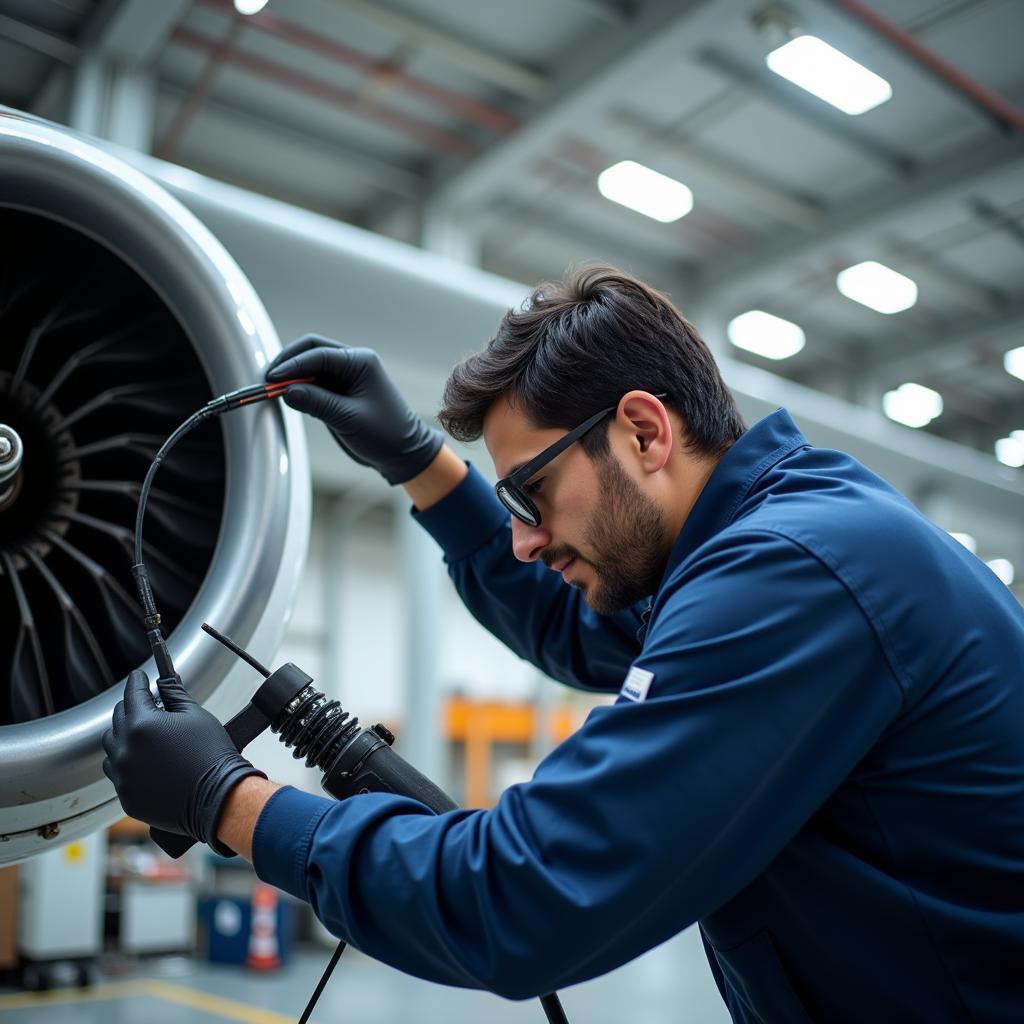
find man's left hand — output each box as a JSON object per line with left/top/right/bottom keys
{"left": 102, "top": 669, "right": 265, "bottom": 856}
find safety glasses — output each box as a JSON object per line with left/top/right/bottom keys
{"left": 494, "top": 394, "right": 666, "bottom": 527}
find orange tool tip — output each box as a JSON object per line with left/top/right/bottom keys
{"left": 239, "top": 378, "right": 317, "bottom": 405}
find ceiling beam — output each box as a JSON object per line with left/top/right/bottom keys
{"left": 604, "top": 109, "right": 826, "bottom": 229}
{"left": 203, "top": 0, "right": 519, "bottom": 136}
{"left": 158, "top": 18, "right": 241, "bottom": 160}
{"left": 480, "top": 192, "right": 692, "bottom": 282}
{"left": 29, "top": 0, "right": 190, "bottom": 125}
{"left": 694, "top": 133, "right": 1024, "bottom": 307}
{"left": 559, "top": 0, "right": 634, "bottom": 25}
{"left": 0, "top": 13, "right": 78, "bottom": 63}
{"left": 861, "top": 300, "right": 1024, "bottom": 381}
{"left": 328, "top": 0, "right": 548, "bottom": 100}
{"left": 426, "top": 0, "right": 742, "bottom": 216}
{"left": 157, "top": 79, "right": 427, "bottom": 200}
{"left": 828, "top": 0, "right": 1024, "bottom": 135}
{"left": 751, "top": 229, "right": 1008, "bottom": 318}
{"left": 971, "top": 199, "right": 1024, "bottom": 252}
{"left": 92, "top": 0, "right": 192, "bottom": 66}
{"left": 881, "top": 236, "right": 1007, "bottom": 314}
{"left": 169, "top": 25, "right": 478, "bottom": 158}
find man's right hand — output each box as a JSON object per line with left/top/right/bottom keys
{"left": 266, "top": 335, "right": 443, "bottom": 485}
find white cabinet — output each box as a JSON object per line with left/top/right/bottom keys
{"left": 20, "top": 833, "right": 105, "bottom": 960}
{"left": 120, "top": 881, "right": 196, "bottom": 954}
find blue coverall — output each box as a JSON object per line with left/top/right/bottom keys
{"left": 253, "top": 409, "right": 1024, "bottom": 1022}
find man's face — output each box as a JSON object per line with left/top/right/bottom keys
{"left": 484, "top": 397, "right": 671, "bottom": 616}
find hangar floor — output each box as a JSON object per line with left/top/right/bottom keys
{"left": 0, "top": 925, "right": 729, "bottom": 1023}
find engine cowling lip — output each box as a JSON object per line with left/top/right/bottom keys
{"left": 0, "top": 113, "right": 310, "bottom": 834}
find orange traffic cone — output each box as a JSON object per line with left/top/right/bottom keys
{"left": 247, "top": 884, "right": 281, "bottom": 971}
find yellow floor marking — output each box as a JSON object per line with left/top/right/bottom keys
{"left": 142, "top": 979, "right": 304, "bottom": 1024}
{"left": 0, "top": 979, "right": 149, "bottom": 1010}
{"left": 0, "top": 977, "right": 308, "bottom": 1023}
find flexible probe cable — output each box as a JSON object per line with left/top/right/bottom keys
{"left": 130, "top": 378, "right": 312, "bottom": 677}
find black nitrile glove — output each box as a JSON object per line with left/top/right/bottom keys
{"left": 102, "top": 669, "right": 265, "bottom": 857}
{"left": 265, "top": 335, "right": 443, "bottom": 485}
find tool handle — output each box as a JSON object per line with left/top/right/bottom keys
{"left": 149, "top": 826, "right": 195, "bottom": 858}
{"left": 322, "top": 735, "right": 459, "bottom": 814}
{"left": 363, "top": 743, "right": 460, "bottom": 813}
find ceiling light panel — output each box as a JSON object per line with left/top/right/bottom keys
{"left": 987, "top": 558, "right": 1015, "bottom": 586}
{"left": 597, "top": 161, "right": 694, "bottom": 223}
{"left": 882, "top": 382, "right": 942, "bottom": 428}
{"left": 837, "top": 261, "right": 918, "bottom": 314}
{"left": 949, "top": 532, "right": 976, "bottom": 554}
{"left": 727, "top": 310, "right": 806, "bottom": 360}
{"left": 765, "top": 35, "right": 892, "bottom": 115}
{"left": 995, "top": 436, "right": 1024, "bottom": 468}
{"left": 1004, "top": 346, "right": 1024, "bottom": 382}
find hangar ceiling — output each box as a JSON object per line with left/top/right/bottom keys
{"left": 2, "top": 0, "right": 1023, "bottom": 467}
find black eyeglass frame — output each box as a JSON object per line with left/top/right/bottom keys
{"left": 494, "top": 393, "right": 667, "bottom": 527}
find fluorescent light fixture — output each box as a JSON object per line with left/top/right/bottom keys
{"left": 1004, "top": 346, "right": 1024, "bottom": 381}
{"left": 234, "top": 0, "right": 269, "bottom": 13}
{"left": 995, "top": 435, "right": 1024, "bottom": 468}
{"left": 882, "top": 382, "right": 942, "bottom": 428}
{"left": 949, "top": 532, "right": 976, "bottom": 554}
{"left": 765, "top": 35, "right": 891, "bottom": 115}
{"left": 597, "top": 161, "right": 693, "bottom": 223}
{"left": 837, "top": 261, "right": 918, "bottom": 314}
{"left": 986, "top": 558, "right": 1015, "bottom": 586}
{"left": 727, "top": 310, "right": 806, "bottom": 360}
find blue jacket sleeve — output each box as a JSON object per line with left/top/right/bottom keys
{"left": 412, "top": 462, "right": 644, "bottom": 692}
{"left": 252, "top": 530, "right": 903, "bottom": 999}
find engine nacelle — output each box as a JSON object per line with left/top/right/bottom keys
{"left": 0, "top": 109, "right": 310, "bottom": 863}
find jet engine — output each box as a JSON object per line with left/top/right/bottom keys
{"left": 0, "top": 110, "right": 310, "bottom": 864}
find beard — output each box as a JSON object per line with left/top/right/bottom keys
{"left": 547, "top": 453, "right": 671, "bottom": 616}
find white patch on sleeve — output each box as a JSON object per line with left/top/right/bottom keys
{"left": 620, "top": 665, "right": 655, "bottom": 702}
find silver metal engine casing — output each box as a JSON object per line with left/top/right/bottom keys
{"left": 0, "top": 109, "right": 311, "bottom": 864}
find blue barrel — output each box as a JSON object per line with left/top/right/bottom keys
{"left": 198, "top": 896, "right": 294, "bottom": 966}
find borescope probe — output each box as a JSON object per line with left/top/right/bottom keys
{"left": 131, "top": 379, "right": 570, "bottom": 1024}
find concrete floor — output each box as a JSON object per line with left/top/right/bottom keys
{"left": 0, "top": 925, "right": 730, "bottom": 1023}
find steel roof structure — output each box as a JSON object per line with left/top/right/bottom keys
{"left": 2, "top": 0, "right": 1022, "bottom": 465}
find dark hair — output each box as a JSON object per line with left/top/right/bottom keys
{"left": 439, "top": 264, "right": 745, "bottom": 459}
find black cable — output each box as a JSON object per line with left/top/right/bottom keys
{"left": 297, "top": 943, "right": 568, "bottom": 1024}
{"left": 132, "top": 407, "right": 208, "bottom": 680}
{"left": 131, "top": 381, "right": 306, "bottom": 677}
{"left": 298, "top": 940, "right": 347, "bottom": 1024}
{"left": 133, "top": 408, "right": 207, "bottom": 569}
{"left": 541, "top": 994, "right": 570, "bottom": 1024}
